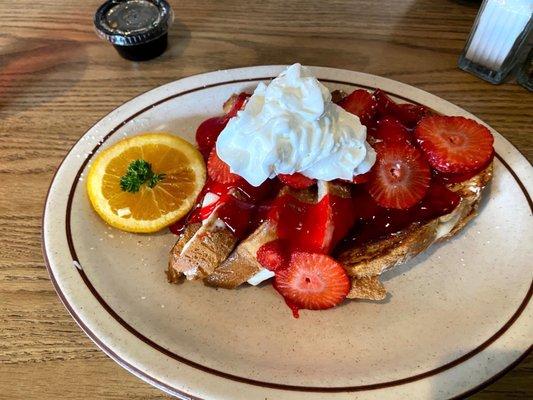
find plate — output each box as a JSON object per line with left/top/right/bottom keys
{"left": 42, "top": 66, "right": 532, "bottom": 400}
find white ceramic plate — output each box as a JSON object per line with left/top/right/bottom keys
{"left": 42, "top": 66, "right": 532, "bottom": 400}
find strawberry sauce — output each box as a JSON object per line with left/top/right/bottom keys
{"left": 170, "top": 178, "right": 279, "bottom": 239}
{"left": 338, "top": 182, "right": 461, "bottom": 248}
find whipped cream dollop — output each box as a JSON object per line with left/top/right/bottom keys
{"left": 216, "top": 63, "right": 376, "bottom": 186}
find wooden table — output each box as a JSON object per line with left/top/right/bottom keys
{"left": 1, "top": 0, "right": 531, "bottom": 398}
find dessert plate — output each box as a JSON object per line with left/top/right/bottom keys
{"left": 42, "top": 66, "right": 532, "bottom": 400}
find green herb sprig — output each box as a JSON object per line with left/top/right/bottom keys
{"left": 120, "top": 159, "right": 165, "bottom": 193}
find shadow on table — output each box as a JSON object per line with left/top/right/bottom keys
{"left": 165, "top": 17, "right": 191, "bottom": 60}
{"left": 0, "top": 38, "right": 88, "bottom": 112}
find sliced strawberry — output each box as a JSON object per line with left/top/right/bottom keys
{"left": 274, "top": 252, "right": 350, "bottom": 313}
{"left": 373, "top": 89, "right": 398, "bottom": 117}
{"left": 415, "top": 116, "right": 494, "bottom": 174}
{"left": 225, "top": 92, "right": 250, "bottom": 118}
{"left": 256, "top": 239, "right": 289, "bottom": 271}
{"left": 368, "top": 142, "right": 431, "bottom": 209}
{"left": 273, "top": 193, "right": 333, "bottom": 254}
{"left": 300, "top": 195, "right": 334, "bottom": 253}
{"left": 207, "top": 148, "right": 242, "bottom": 185}
{"left": 352, "top": 171, "right": 371, "bottom": 184}
{"left": 371, "top": 117, "right": 411, "bottom": 144}
{"left": 373, "top": 89, "right": 431, "bottom": 127}
{"left": 394, "top": 103, "right": 431, "bottom": 128}
{"left": 196, "top": 117, "right": 228, "bottom": 158}
{"left": 278, "top": 173, "right": 315, "bottom": 189}
{"left": 338, "top": 89, "right": 378, "bottom": 126}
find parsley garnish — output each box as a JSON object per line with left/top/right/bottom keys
{"left": 120, "top": 159, "right": 165, "bottom": 193}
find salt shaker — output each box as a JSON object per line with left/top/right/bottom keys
{"left": 458, "top": 0, "right": 532, "bottom": 84}
{"left": 517, "top": 47, "right": 533, "bottom": 90}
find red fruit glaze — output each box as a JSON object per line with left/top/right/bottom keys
{"left": 352, "top": 172, "right": 371, "bottom": 184}
{"left": 226, "top": 92, "right": 250, "bottom": 118}
{"left": 339, "top": 182, "right": 461, "bottom": 247}
{"left": 274, "top": 252, "right": 350, "bottom": 315}
{"left": 371, "top": 117, "right": 411, "bottom": 144}
{"left": 373, "top": 89, "right": 398, "bottom": 117}
{"left": 394, "top": 103, "right": 430, "bottom": 128}
{"left": 207, "top": 148, "right": 242, "bottom": 185}
{"left": 195, "top": 117, "right": 228, "bottom": 159}
{"left": 170, "top": 177, "right": 278, "bottom": 239}
{"left": 278, "top": 173, "right": 315, "bottom": 189}
{"left": 338, "top": 89, "right": 378, "bottom": 126}
{"left": 272, "top": 194, "right": 332, "bottom": 253}
{"left": 415, "top": 116, "right": 494, "bottom": 174}
{"left": 256, "top": 239, "right": 289, "bottom": 271}
{"left": 368, "top": 142, "right": 431, "bottom": 209}
{"left": 330, "top": 194, "right": 357, "bottom": 248}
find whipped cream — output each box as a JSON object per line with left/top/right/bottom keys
{"left": 216, "top": 63, "right": 376, "bottom": 186}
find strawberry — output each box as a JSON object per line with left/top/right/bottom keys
{"left": 196, "top": 117, "right": 228, "bottom": 158}
{"left": 338, "top": 89, "right": 377, "bottom": 126}
{"left": 373, "top": 89, "right": 397, "bottom": 117}
{"left": 367, "top": 142, "right": 431, "bottom": 209}
{"left": 352, "top": 171, "right": 371, "bottom": 184}
{"left": 371, "top": 117, "right": 411, "bottom": 144}
{"left": 226, "top": 92, "right": 250, "bottom": 118}
{"left": 278, "top": 173, "right": 315, "bottom": 189}
{"left": 207, "top": 148, "right": 242, "bottom": 185}
{"left": 256, "top": 239, "right": 289, "bottom": 271}
{"left": 373, "top": 89, "right": 431, "bottom": 128}
{"left": 274, "top": 252, "right": 350, "bottom": 312}
{"left": 273, "top": 193, "right": 333, "bottom": 254}
{"left": 394, "top": 103, "right": 430, "bottom": 128}
{"left": 415, "top": 116, "right": 494, "bottom": 174}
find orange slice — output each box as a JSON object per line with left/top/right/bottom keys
{"left": 87, "top": 133, "right": 206, "bottom": 233}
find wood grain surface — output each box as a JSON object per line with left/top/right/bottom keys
{"left": 0, "top": 0, "right": 531, "bottom": 398}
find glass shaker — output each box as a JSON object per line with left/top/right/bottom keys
{"left": 458, "top": 0, "right": 532, "bottom": 84}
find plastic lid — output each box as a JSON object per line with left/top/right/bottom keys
{"left": 94, "top": 0, "right": 173, "bottom": 46}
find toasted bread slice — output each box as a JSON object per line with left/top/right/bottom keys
{"left": 204, "top": 182, "right": 350, "bottom": 288}
{"left": 203, "top": 186, "right": 318, "bottom": 288}
{"left": 168, "top": 210, "right": 238, "bottom": 280}
{"left": 204, "top": 220, "right": 278, "bottom": 288}
{"left": 338, "top": 163, "right": 493, "bottom": 300}
{"left": 167, "top": 222, "right": 200, "bottom": 283}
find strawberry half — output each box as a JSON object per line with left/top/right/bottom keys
{"left": 415, "top": 116, "right": 494, "bottom": 174}
{"left": 207, "top": 148, "right": 242, "bottom": 185}
{"left": 367, "top": 141, "right": 431, "bottom": 209}
{"left": 256, "top": 239, "right": 289, "bottom": 271}
{"left": 196, "top": 117, "right": 228, "bottom": 159}
{"left": 338, "top": 89, "right": 377, "bottom": 126}
{"left": 278, "top": 173, "right": 315, "bottom": 189}
{"left": 371, "top": 117, "right": 411, "bottom": 144}
{"left": 274, "top": 252, "right": 350, "bottom": 313}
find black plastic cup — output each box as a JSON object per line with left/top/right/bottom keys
{"left": 94, "top": 0, "right": 173, "bottom": 61}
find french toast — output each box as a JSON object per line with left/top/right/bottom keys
{"left": 166, "top": 66, "right": 495, "bottom": 315}
{"left": 338, "top": 163, "right": 492, "bottom": 299}
{"left": 169, "top": 163, "right": 492, "bottom": 299}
